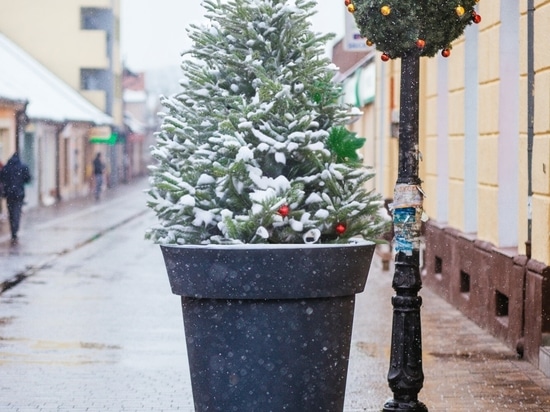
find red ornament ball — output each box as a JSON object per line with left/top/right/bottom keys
{"left": 381, "top": 53, "right": 390, "bottom": 62}
{"left": 344, "top": 0, "right": 352, "bottom": 5}
{"left": 278, "top": 205, "right": 290, "bottom": 217}
{"left": 335, "top": 223, "right": 347, "bottom": 235}
{"left": 416, "top": 39, "right": 426, "bottom": 49}
{"left": 441, "top": 48, "right": 451, "bottom": 58}
{"left": 472, "top": 12, "right": 482, "bottom": 24}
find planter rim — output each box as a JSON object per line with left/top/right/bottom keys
{"left": 160, "top": 240, "right": 375, "bottom": 300}
{"left": 160, "top": 238, "right": 374, "bottom": 250}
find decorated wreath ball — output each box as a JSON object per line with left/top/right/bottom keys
{"left": 347, "top": 0, "right": 481, "bottom": 58}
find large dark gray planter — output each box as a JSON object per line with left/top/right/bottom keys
{"left": 161, "top": 240, "right": 375, "bottom": 412}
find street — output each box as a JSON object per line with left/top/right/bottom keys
{"left": 1, "top": 181, "right": 550, "bottom": 411}
{"left": 0, "top": 209, "right": 194, "bottom": 410}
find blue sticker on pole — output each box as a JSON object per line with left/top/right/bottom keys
{"left": 393, "top": 207, "right": 416, "bottom": 224}
{"left": 393, "top": 207, "right": 417, "bottom": 254}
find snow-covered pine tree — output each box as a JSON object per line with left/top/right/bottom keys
{"left": 147, "top": 0, "right": 388, "bottom": 245}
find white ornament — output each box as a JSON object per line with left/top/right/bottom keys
{"left": 256, "top": 226, "right": 269, "bottom": 239}
{"left": 303, "top": 229, "right": 321, "bottom": 244}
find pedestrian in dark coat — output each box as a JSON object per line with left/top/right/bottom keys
{"left": 93, "top": 153, "right": 105, "bottom": 200}
{"left": 0, "top": 160, "right": 5, "bottom": 218}
{"left": 0, "top": 153, "right": 31, "bottom": 245}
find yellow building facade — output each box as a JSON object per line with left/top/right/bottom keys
{"left": 0, "top": 0, "right": 125, "bottom": 204}
{"left": 416, "top": 0, "right": 549, "bottom": 265}
{"left": 338, "top": 1, "right": 550, "bottom": 372}
{"left": 0, "top": 0, "right": 122, "bottom": 122}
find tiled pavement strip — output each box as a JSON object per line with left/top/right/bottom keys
{"left": 0, "top": 179, "right": 550, "bottom": 411}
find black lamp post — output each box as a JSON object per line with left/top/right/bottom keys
{"left": 382, "top": 51, "right": 428, "bottom": 412}
{"left": 344, "top": 2, "right": 482, "bottom": 410}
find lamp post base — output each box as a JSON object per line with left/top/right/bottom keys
{"left": 383, "top": 398, "right": 428, "bottom": 412}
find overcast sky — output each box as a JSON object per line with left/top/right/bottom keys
{"left": 120, "top": 0, "right": 346, "bottom": 72}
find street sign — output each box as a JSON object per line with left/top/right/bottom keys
{"left": 344, "top": 11, "right": 368, "bottom": 51}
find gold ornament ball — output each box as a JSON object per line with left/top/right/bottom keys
{"left": 455, "top": 6, "right": 465, "bottom": 16}
{"left": 366, "top": 39, "right": 373, "bottom": 47}
{"left": 381, "top": 5, "right": 391, "bottom": 16}
{"left": 347, "top": 3, "right": 356, "bottom": 13}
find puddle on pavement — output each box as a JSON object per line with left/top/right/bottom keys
{"left": 0, "top": 293, "right": 28, "bottom": 304}
{"left": 0, "top": 316, "right": 16, "bottom": 325}
{"left": 0, "top": 339, "right": 122, "bottom": 366}
{"left": 3, "top": 293, "right": 26, "bottom": 299}
{"left": 428, "top": 350, "right": 515, "bottom": 362}
{"left": 356, "top": 341, "right": 380, "bottom": 357}
{"left": 31, "top": 340, "right": 121, "bottom": 350}
{"left": 0, "top": 354, "right": 118, "bottom": 366}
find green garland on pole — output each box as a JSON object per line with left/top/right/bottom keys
{"left": 346, "top": 0, "right": 481, "bottom": 59}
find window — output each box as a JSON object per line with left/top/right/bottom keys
{"left": 81, "top": 69, "right": 104, "bottom": 90}
{"left": 81, "top": 8, "right": 106, "bottom": 30}
{"left": 0, "top": 127, "right": 8, "bottom": 160}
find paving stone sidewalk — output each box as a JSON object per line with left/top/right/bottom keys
{"left": 0, "top": 179, "right": 550, "bottom": 411}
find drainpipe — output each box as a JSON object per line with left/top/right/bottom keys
{"left": 526, "top": 0, "right": 534, "bottom": 259}
{"left": 516, "top": 0, "right": 536, "bottom": 360}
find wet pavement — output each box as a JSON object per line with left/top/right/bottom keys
{"left": 1, "top": 179, "right": 550, "bottom": 411}
{"left": 0, "top": 181, "right": 149, "bottom": 291}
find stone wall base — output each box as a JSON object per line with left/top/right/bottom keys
{"left": 422, "top": 220, "right": 550, "bottom": 368}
